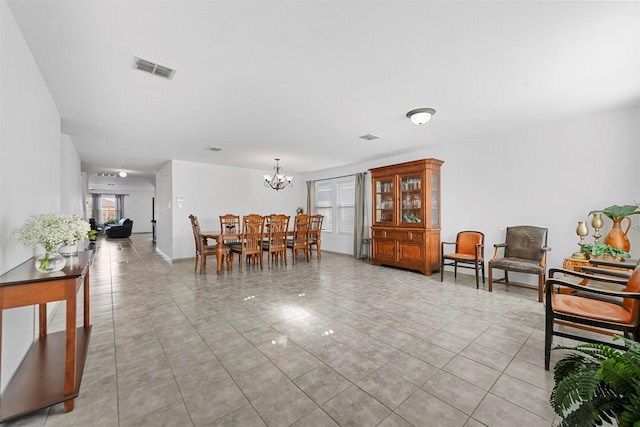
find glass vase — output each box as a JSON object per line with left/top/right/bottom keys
{"left": 35, "top": 251, "right": 66, "bottom": 273}
{"left": 59, "top": 244, "right": 78, "bottom": 257}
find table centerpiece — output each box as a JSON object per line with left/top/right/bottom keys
{"left": 13, "top": 213, "right": 92, "bottom": 272}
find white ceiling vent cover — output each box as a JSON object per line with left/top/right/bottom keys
{"left": 134, "top": 56, "right": 176, "bottom": 80}
{"left": 359, "top": 134, "right": 380, "bottom": 141}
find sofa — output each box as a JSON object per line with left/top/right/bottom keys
{"left": 104, "top": 218, "right": 133, "bottom": 238}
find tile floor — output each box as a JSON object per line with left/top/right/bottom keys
{"left": 3, "top": 234, "right": 578, "bottom": 426}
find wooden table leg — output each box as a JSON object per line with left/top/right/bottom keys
{"left": 63, "top": 279, "right": 77, "bottom": 412}
{"left": 216, "top": 235, "right": 225, "bottom": 274}
{"left": 83, "top": 269, "right": 90, "bottom": 327}
{"left": 39, "top": 304, "right": 47, "bottom": 338}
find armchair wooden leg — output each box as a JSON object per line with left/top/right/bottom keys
{"left": 488, "top": 266, "right": 493, "bottom": 292}
{"left": 474, "top": 261, "right": 480, "bottom": 289}
{"left": 544, "top": 299, "right": 553, "bottom": 370}
{"left": 538, "top": 274, "right": 545, "bottom": 303}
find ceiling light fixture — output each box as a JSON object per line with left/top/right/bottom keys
{"left": 118, "top": 168, "right": 128, "bottom": 178}
{"left": 263, "top": 158, "right": 293, "bottom": 191}
{"left": 406, "top": 107, "right": 436, "bottom": 125}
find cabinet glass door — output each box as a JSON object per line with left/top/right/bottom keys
{"left": 400, "top": 175, "right": 422, "bottom": 224}
{"left": 375, "top": 179, "right": 394, "bottom": 223}
{"left": 431, "top": 173, "right": 439, "bottom": 226}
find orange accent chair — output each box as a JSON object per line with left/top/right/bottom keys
{"left": 544, "top": 266, "right": 640, "bottom": 370}
{"left": 440, "top": 231, "right": 485, "bottom": 288}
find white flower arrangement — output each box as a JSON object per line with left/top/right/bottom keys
{"left": 13, "top": 213, "right": 92, "bottom": 253}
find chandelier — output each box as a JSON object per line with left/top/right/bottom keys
{"left": 263, "top": 158, "right": 293, "bottom": 191}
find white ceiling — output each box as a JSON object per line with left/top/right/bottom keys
{"left": 7, "top": 1, "right": 640, "bottom": 191}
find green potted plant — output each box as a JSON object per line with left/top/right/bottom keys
{"left": 580, "top": 242, "right": 631, "bottom": 260}
{"left": 551, "top": 337, "right": 640, "bottom": 427}
{"left": 589, "top": 204, "right": 640, "bottom": 221}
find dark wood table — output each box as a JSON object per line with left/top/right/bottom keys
{"left": 0, "top": 251, "right": 93, "bottom": 423}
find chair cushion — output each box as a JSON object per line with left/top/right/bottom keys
{"left": 552, "top": 294, "right": 633, "bottom": 324}
{"left": 228, "top": 243, "right": 242, "bottom": 252}
{"left": 444, "top": 253, "right": 478, "bottom": 262}
{"left": 490, "top": 257, "right": 544, "bottom": 274}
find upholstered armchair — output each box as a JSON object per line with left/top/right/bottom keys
{"left": 488, "top": 225, "right": 550, "bottom": 302}
{"left": 544, "top": 266, "right": 640, "bottom": 370}
{"left": 104, "top": 218, "right": 133, "bottom": 238}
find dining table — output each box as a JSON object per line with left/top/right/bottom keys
{"left": 200, "top": 230, "right": 298, "bottom": 274}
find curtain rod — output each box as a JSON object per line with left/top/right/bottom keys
{"left": 310, "top": 171, "right": 368, "bottom": 182}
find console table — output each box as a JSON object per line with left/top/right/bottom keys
{"left": 0, "top": 251, "right": 92, "bottom": 423}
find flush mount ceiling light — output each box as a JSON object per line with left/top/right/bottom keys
{"left": 406, "top": 108, "right": 436, "bottom": 125}
{"left": 118, "top": 168, "right": 128, "bottom": 178}
{"left": 263, "top": 158, "right": 293, "bottom": 191}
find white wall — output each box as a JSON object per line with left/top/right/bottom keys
{"left": 125, "top": 190, "right": 155, "bottom": 233}
{"left": 155, "top": 161, "right": 173, "bottom": 258}
{"left": 166, "top": 160, "right": 302, "bottom": 260}
{"left": 0, "top": 0, "right": 81, "bottom": 391}
{"left": 60, "top": 134, "right": 84, "bottom": 216}
{"left": 303, "top": 106, "right": 640, "bottom": 283}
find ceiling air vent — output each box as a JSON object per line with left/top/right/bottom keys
{"left": 134, "top": 56, "right": 176, "bottom": 80}
{"left": 206, "top": 146, "right": 223, "bottom": 152}
{"left": 359, "top": 134, "right": 380, "bottom": 141}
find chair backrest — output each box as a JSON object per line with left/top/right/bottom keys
{"left": 189, "top": 214, "right": 203, "bottom": 254}
{"left": 293, "top": 214, "right": 311, "bottom": 246}
{"left": 457, "top": 231, "right": 484, "bottom": 256}
{"left": 267, "top": 214, "right": 290, "bottom": 250}
{"left": 309, "top": 214, "right": 324, "bottom": 243}
{"left": 220, "top": 214, "right": 240, "bottom": 234}
{"left": 623, "top": 266, "right": 640, "bottom": 317}
{"left": 504, "top": 226, "right": 548, "bottom": 261}
{"left": 241, "top": 214, "right": 265, "bottom": 252}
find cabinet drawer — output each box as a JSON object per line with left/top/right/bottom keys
{"left": 387, "top": 230, "right": 410, "bottom": 240}
{"left": 407, "top": 231, "right": 425, "bottom": 242}
{"left": 372, "top": 228, "right": 388, "bottom": 238}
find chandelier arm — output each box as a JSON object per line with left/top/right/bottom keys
{"left": 263, "top": 158, "right": 293, "bottom": 191}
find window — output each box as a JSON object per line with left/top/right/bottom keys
{"left": 314, "top": 176, "right": 355, "bottom": 235}
{"left": 314, "top": 181, "right": 332, "bottom": 231}
{"left": 337, "top": 180, "right": 355, "bottom": 234}
{"left": 88, "top": 194, "right": 124, "bottom": 225}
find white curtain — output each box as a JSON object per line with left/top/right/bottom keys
{"left": 115, "top": 194, "right": 125, "bottom": 219}
{"left": 91, "top": 193, "right": 102, "bottom": 226}
{"left": 354, "top": 172, "right": 366, "bottom": 258}
{"left": 306, "top": 180, "right": 315, "bottom": 214}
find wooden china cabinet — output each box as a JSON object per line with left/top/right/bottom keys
{"left": 370, "top": 158, "right": 443, "bottom": 275}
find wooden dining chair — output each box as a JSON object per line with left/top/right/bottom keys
{"left": 308, "top": 214, "right": 324, "bottom": 260}
{"left": 219, "top": 213, "right": 240, "bottom": 243}
{"left": 287, "top": 214, "right": 310, "bottom": 264}
{"left": 189, "top": 214, "right": 228, "bottom": 274}
{"left": 263, "top": 214, "right": 290, "bottom": 268}
{"left": 229, "top": 214, "right": 265, "bottom": 271}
